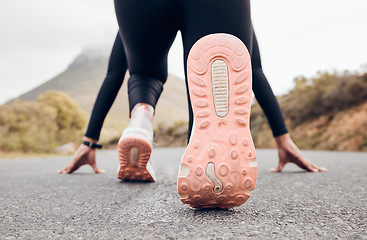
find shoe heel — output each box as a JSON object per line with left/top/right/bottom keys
{"left": 118, "top": 136, "right": 155, "bottom": 182}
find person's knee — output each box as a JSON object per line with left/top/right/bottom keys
{"left": 128, "top": 74, "right": 164, "bottom": 92}
{"left": 128, "top": 74, "right": 165, "bottom": 112}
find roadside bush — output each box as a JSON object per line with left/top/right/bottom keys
{"left": 154, "top": 121, "right": 188, "bottom": 147}
{"left": 280, "top": 71, "right": 367, "bottom": 125}
{"left": 0, "top": 91, "right": 86, "bottom": 153}
{"left": 250, "top": 69, "right": 367, "bottom": 148}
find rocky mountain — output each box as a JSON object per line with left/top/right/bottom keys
{"left": 18, "top": 49, "right": 189, "bottom": 142}
{"left": 14, "top": 50, "right": 367, "bottom": 151}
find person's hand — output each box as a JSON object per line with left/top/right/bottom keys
{"left": 58, "top": 137, "right": 104, "bottom": 174}
{"left": 272, "top": 133, "right": 327, "bottom": 173}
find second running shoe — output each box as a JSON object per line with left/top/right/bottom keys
{"left": 117, "top": 105, "right": 156, "bottom": 182}
{"left": 178, "top": 33, "right": 257, "bottom": 209}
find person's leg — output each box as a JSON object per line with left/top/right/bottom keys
{"left": 114, "top": 0, "right": 178, "bottom": 113}
{"left": 85, "top": 32, "right": 128, "bottom": 141}
{"left": 251, "top": 31, "right": 288, "bottom": 137}
{"left": 177, "top": 0, "right": 255, "bottom": 208}
{"left": 114, "top": 0, "right": 178, "bottom": 181}
{"left": 59, "top": 32, "right": 127, "bottom": 174}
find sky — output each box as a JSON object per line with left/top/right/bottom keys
{"left": 0, "top": 0, "right": 366, "bottom": 104}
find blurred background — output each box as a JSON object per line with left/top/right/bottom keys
{"left": 0, "top": 0, "right": 366, "bottom": 157}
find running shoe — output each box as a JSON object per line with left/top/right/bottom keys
{"left": 178, "top": 33, "right": 257, "bottom": 208}
{"left": 117, "top": 107, "right": 156, "bottom": 182}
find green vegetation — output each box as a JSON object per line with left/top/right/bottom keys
{"left": 280, "top": 71, "right": 367, "bottom": 125}
{"left": 10, "top": 50, "right": 189, "bottom": 154}
{"left": 2, "top": 53, "right": 367, "bottom": 155}
{"left": 18, "top": 51, "right": 189, "bottom": 141}
{"left": 0, "top": 91, "right": 86, "bottom": 153}
{"left": 250, "top": 70, "right": 367, "bottom": 150}
{"left": 154, "top": 121, "right": 188, "bottom": 147}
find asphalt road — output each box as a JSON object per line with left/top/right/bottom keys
{"left": 0, "top": 148, "right": 366, "bottom": 239}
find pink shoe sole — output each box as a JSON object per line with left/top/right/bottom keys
{"left": 178, "top": 33, "right": 257, "bottom": 209}
{"left": 118, "top": 137, "right": 155, "bottom": 182}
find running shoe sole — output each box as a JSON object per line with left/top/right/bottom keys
{"left": 118, "top": 135, "right": 155, "bottom": 182}
{"left": 178, "top": 33, "right": 257, "bottom": 209}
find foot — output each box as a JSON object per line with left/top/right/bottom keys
{"left": 178, "top": 33, "right": 257, "bottom": 209}
{"left": 117, "top": 103, "right": 156, "bottom": 181}
{"left": 272, "top": 133, "right": 327, "bottom": 173}
{"left": 58, "top": 137, "right": 104, "bottom": 174}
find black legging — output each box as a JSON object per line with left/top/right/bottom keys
{"left": 114, "top": 0, "right": 253, "bottom": 113}
{"left": 85, "top": 19, "right": 287, "bottom": 140}
{"left": 251, "top": 32, "right": 288, "bottom": 137}
{"left": 85, "top": 34, "right": 128, "bottom": 141}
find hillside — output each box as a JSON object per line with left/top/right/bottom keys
{"left": 251, "top": 71, "right": 367, "bottom": 151}
{"left": 18, "top": 49, "right": 189, "bottom": 142}
{"left": 10, "top": 50, "right": 367, "bottom": 152}
{"left": 252, "top": 101, "right": 367, "bottom": 151}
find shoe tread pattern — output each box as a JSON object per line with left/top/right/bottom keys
{"left": 178, "top": 33, "right": 257, "bottom": 209}
{"left": 118, "top": 137, "right": 155, "bottom": 182}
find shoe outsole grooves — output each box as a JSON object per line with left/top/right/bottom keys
{"left": 117, "top": 137, "right": 155, "bottom": 182}
{"left": 178, "top": 33, "right": 257, "bottom": 209}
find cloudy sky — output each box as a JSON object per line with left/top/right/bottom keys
{"left": 1, "top": 0, "right": 366, "bottom": 104}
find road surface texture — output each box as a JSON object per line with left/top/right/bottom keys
{"left": 0, "top": 148, "right": 366, "bottom": 239}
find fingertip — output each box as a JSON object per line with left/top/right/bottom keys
{"left": 319, "top": 167, "right": 328, "bottom": 172}
{"left": 93, "top": 167, "right": 105, "bottom": 174}
{"left": 59, "top": 169, "right": 71, "bottom": 174}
